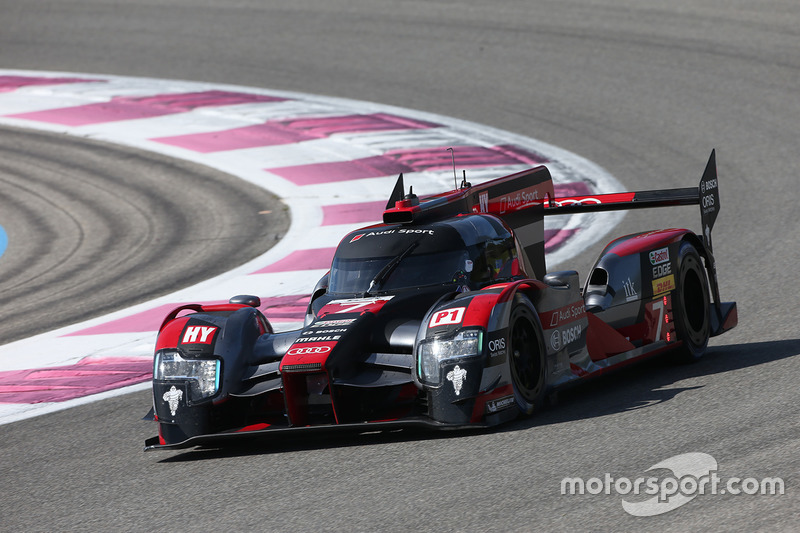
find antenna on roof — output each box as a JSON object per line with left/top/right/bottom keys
{"left": 460, "top": 169, "right": 471, "bottom": 189}
{"left": 447, "top": 147, "right": 457, "bottom": 189}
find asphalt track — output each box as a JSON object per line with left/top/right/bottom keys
{"left": 0, "top": 126, "right": 288, "bottom": 345}
{"left": 1, "top": 1, "right": 799, "bottom": 531}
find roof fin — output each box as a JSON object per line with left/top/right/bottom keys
{"left": 385, "top": 173, "right": 405, "bottom": 209}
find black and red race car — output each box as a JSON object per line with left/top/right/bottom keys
{"left": 144, "top": 150, "right": 737, "bottom": 450}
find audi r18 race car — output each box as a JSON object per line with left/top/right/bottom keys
{"left": 144, "top": 150, "right": 737, "bottom": 450}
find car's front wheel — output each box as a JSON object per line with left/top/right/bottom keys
{"left": 508, "top": 296, "right": 547, "bottom": 415}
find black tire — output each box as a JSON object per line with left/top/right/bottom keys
{"left": 508, "top": 296, "right": 547, "bottom": 415}
{"left": 673, "top": 241, "right": 711, "bottom": 362}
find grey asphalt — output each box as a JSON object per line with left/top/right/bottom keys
{"left": 0, "top": 1, "right": 798, "bottom": 531}
{"left": 0, "top": 126, "right": 288, "bottom": 344}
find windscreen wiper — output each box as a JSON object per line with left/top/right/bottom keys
{"left": 364, "top": 241, "right": 419, "bottom": 296}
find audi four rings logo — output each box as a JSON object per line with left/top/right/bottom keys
{"left": 287, "top": 346, "right": 331, "bottom": 356}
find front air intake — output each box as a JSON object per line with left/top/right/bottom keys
{"left": 281, "top": 363, "right": 323, "bottom": 373}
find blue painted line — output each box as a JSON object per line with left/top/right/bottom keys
{"left": 0, "top": 225, "right": 6, "bottom": 258}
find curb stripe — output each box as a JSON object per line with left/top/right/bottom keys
{"left": 152, "top": 113, "right": 440, "bottom": 153}
{"left": 0, "top": 75, "right": 105, "bottom": 92}
{"left": 0, "top": 357, "right": 152, "bottom": 404}
{"left": 64, "top": 295, "right": 313, "bottom": 337}
{"left": 269, "top": 144, "right": 547, "bottom": 185}
{"left": 7, "top": 90, "right": 284, "bottom": 126}
{"left": 251, "top": 248, "right": 336, "bottom": 274}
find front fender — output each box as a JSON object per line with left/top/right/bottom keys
{"left": 411, "top": 281, "right": 549, "bottom": 425}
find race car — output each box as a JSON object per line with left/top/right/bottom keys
{"left": 144, "top": 150, "right": 737, "bottom": 450}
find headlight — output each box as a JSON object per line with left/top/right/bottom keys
{"left": 154, "top": 350, "right": 220, "bottom": 402}
{"left": 418, "top": 329, "right": 482, "bottom": 384}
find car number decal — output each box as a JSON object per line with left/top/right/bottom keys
{"left": 429, "top": 307, "right": 466, "bottom": 328}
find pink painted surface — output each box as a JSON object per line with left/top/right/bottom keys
{"left": 553, "top": 181, "right": 592, "bottom": 197}
{"left": 322, "top": 201, "right": 386, "bottom": 226}
{"left": 268, "top": 144, "right": 548, "bottom": 185}
{"left": 152, "top": 113, "right": 440, "bottom": 152}
{"left": 544, "top": 228, "right": 579, "bottom": 252}
{"left": 7, "top": 90, "right": 286, "bottom": 126}
{"left": 65, "top": 295, "right": 311, "bottom": 336}
{"left": 0, "top": 356, "right": 152, "bottom": 404}
{"left": 261, "top": 294, "right": 311, "bottom": 321}
{"left": 0, "top": 75, "right": 103, "bottom": 93}
{"left": 65, "top": 303, "right": 192, "bottom": 336}
{"left": 251, "top": 247, "right": 336, "bottom": 274}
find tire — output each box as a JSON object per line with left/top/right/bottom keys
{"left": 673, "top": 241, "right": 711, "bottom": 362}
{"left": 508, "top": 296, "right": 547, "bottom": 415}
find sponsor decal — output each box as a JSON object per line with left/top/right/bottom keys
{"left": 429, "top": 307, "right": 466, "bottom": 328}
{"left": 478, "top": 191, "right": 489, "bottom": 213}
{"left": 546, "top": 302, "right": 586, "bottom": 328}
{"left": 702, "top": 194, "right": 715, "bottom": 213}
{"left": 349, "top": 229, "right": 395, "bottom": 243}
{"left": 294, "top": 335, "right": 341, "bottom": 343}
{"left": 700, "top": 178, "right": 716, "bottom": 194}
{"left": 446, "top": 365, "right": 467, "bottom": 396}
{"left": 310, "top": 318, "right": 355, "bottom": 328}
{"left": 701, "top": 177, "right": 717, "bottom": 215}
{"left": 652, "top": 262, "right": 672, "bottom": 278}
{"left": 652, "top": 274, "right": 675, "bottom": 295}
{"left": 550, "top": 330, "right": 562, "bottom": 351}
{"left": 486, "top": 330, "right": 508, "bottom": 366}
{"left": 499, "top": 188, "right": 541, "bottom": 213}
{"left": 551, "top": 197, "right": 602, "bottom": 207}
{"left": 321, "top": 296, "right": 394, "bottom": 316}
{"left": 488, "top": 337, "right": 506, "bottom": 358}
{"left": 551, "top": 324, "right": 582, "bottom": 351}
{"left": 181, "top": 325, "right": 217, "bottom": 344}
{"left": 302, "top": 328, "right": 348, "bottom": 335}
{"left": 349, "top": 228, "right": 434, "bottom": 243}
{"left": 623, "top": 277, "right": 638, "bottom": 302}
{"left": 649, "top": 247, "right": 670, "bottom": 265}
{"left": 486, "top": 395, "right": 515, "bottom": 413}
{"left": 286, "top": 345, "right": 332, "bottom": 356}
{"left": 162, "top": 385, "right": 183, "bottom": 416}
{"left": 397, "top": 228, "right": 434, "bottom": 235}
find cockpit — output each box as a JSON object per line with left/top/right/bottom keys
{"left": 327, "top": 215, "right": 520, "bottom": 296}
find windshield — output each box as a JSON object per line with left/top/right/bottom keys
{"left": 329, "top": 250, "right": 470, "bottom": 295}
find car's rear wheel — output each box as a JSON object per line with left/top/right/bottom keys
{"left": 673, "top": 241, "right": 711, "bottom": 362}
{"left": 508, "top": 296, "right": 547, "bottom": 415}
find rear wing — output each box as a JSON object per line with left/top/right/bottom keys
{"left": 545, "top": 150, "right": 721, "bottom": 253}
{"left": 545, "top": 149, "right": 731, "bottom": 332}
